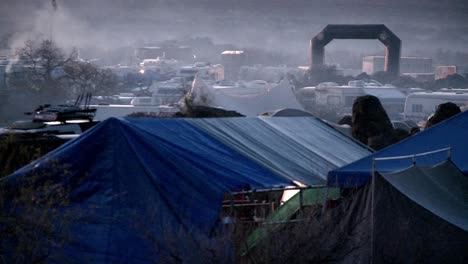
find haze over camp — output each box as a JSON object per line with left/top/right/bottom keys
{"left": 0, "top": 0, "right": 467, "bottom": 263}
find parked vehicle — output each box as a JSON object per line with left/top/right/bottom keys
{"left": 296, "top": 80, "right": 406, "bottom": 119}
{"left": 404, "top": 91, "right": 468, "bottom": 122}
{"left": 391, "top": 119, "right": 419, "bottom": 132}
{"left": 1, "top": 94, "right": 98, "bottom": 136}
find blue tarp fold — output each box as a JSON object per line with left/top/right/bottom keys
{"left": 189, "top": 117, "right": 370, "bottom": 186}
{"left": 328, "top": 111, "right": 468, "bottom": 187}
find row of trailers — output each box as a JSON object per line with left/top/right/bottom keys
{"left": 296, "top": 80, "right": 468, "bottom": 123}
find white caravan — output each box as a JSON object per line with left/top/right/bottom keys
{"left": 297, "top": 80, "right": 406, "bottom": 119}
{"left": 404, "top": 91, "right": 468, "bottom": 122}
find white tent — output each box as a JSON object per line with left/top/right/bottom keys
{"left": 190, "top": 76, "right": 305, "bottom": 116}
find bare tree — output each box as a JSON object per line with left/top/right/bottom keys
{"left": 13, "top": 39, "right": 77, "bottom": 103}
{"left": 63, "top": 61, "right": 119, "bottom": 97}
{"left": 8, "top": 39, "right": 119, "bottom": 106}
{"left": 0, "top": 160, "right": 77, "bottom": 263}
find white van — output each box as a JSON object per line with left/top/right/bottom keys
{"left": 296, "top": 80, "right": 406, "bottom": 118}
{"left": 404, "top": 91, "right": 468, "bottom": 122}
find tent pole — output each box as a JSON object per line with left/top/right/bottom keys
{"left": 299, "top": 189, "right": 304, "bottom": 210}
{"left": 371, "top": 158, "right": 376, "bottom": 264}
{"left": 319, "top": 187, "right": 323, "bottom": 204}
{"left": 229, "top": 192, "right": 234, "bottom": 216}
{"left": 230, "top": 185, "right": 325, "bottom": 195}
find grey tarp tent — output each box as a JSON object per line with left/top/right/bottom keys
{"left": 243, "top": 160, "right": 468, "bottom": 263}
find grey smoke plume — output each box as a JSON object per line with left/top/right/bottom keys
{"left": 6, "top": 1, "right": 119, "bottom": 72}
{"left": 2, "top": 0, "right": 466, "bottom": 70}
{"left": 52, "top": 0, "right": 58, "bottom": 11}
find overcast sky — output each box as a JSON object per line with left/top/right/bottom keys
{"left": 1, "top": 0, "right": 467, "bottom": 62}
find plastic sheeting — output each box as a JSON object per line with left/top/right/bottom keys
{"left": 241, "top": 187, "right": 341, "bottom": 255}
{"left": 371, "top": 165, "right": 468, "bottom": 263}
{"left": 2, "top": 116, "right": 371, "bottom": 262}
{"left": 1, "top": 118, "right": 293, "bottom": 263}
{"left": 328, "top": 111, "right": 468, "bottom": 187}
{"left": 243, "top": 162, "right": 468, "bottom": 263}
{"left": 189, "top": 117, "right": 371, "bottom": 186}
{"left": 381, "top": 160, "right": 468, "bottom": 232}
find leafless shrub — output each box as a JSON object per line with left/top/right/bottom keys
{"left": 0, "top": 134, "right": 66, "bottom": 179}
{"left": 134, "top": 205, "right": 235, "bottom": 263}
{"left": 240, "top": 190, "right": 369, "bottom": 264}
{"left": 0, "top": 159, "right": 78, "bottom": 263}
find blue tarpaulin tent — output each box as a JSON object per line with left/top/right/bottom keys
{"left": 189, "top": 117, "right": 370, "bottom": 186}
{"left": 3, "top": 118, "right": 292, "bottom": 262}
{"left": 1, "top": 117, "right": 370, "bottom": 263}
{"left": 328, "top": 111, "right": 468, "bottom": 187}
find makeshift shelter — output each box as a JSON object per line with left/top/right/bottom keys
{"left": 311, "top": 111, "right": 468, "bottom": 263}
{"left": 242, "top": 112, "right": 468, "bottom": 263}
{"left": 189, "top": 117, "right": 370, "bottom": 186}
{"left": 357, "top": 160, "right": 467, "bottom": 263}
{"left": 1, "top": 118, "right": 292, "bottom": 263}
{"left": 328, "top": 110, "right": 468, "bottom": 187}
{"left": 1, "top": 116, "right": 370, "bottom": 263}
{"left": 243, "top": 159, "right": 468, "bottom": 264}
{"left": 380, "top": 160, "right": 468, "bottom": 232}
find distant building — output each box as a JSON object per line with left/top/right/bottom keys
{"left": 0, "top": 65, "right": 6, "bottom": 90}
{"left": 102, "top": 65, "right": 139, "bottom": 77}
{"left": 434, "top": 66, "right": 458, "bottom": 80}
{"left": 0, "top": 50, "right": 10, "bottom": 90}
{"left": 363, "top": 56, "right": 432, "bottom": 75}
{"left": 178, "top": 62, "right": 224, "bottom": 82}
{"left": 208, "top": 64, "right": 224, "bottom": 81}
{"left": 135, "top": 46, "right": 193, "bottom": 62}
{"left": 221, "top": 50, "right": 245, "bottom": 80}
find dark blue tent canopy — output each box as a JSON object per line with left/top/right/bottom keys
{"left": 2, "top": 116, "right": 369, "bottom": 262}
{"left": 328, "top": 111, "right": 468, "bottom": 187}
{"left": 2, "top": 118, "right": 292, "bottom": 262}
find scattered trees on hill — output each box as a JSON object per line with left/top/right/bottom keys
{"left": 2, "top": 39, "right": 119, "bottom": 122}
{"left": 428, "top": 74, "right": 468, "bottom": 90}
{"left": 7, "top": 39, "right": 119, "bottom": 103}
{"left": 64, "top": 61, "right": 118, "bottom": 96}
{"left": 9, "top": 39, "right": 76, "bottom": 102}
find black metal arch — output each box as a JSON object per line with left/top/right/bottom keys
{"left": 310, "top": 24, "right": 401, "bottom": 78}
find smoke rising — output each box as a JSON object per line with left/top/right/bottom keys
{"left": 1, "top": 0, "right": 467, "bottom": 67}
{"left": 51, "top": 0, "right": 58, "bottom": 11}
